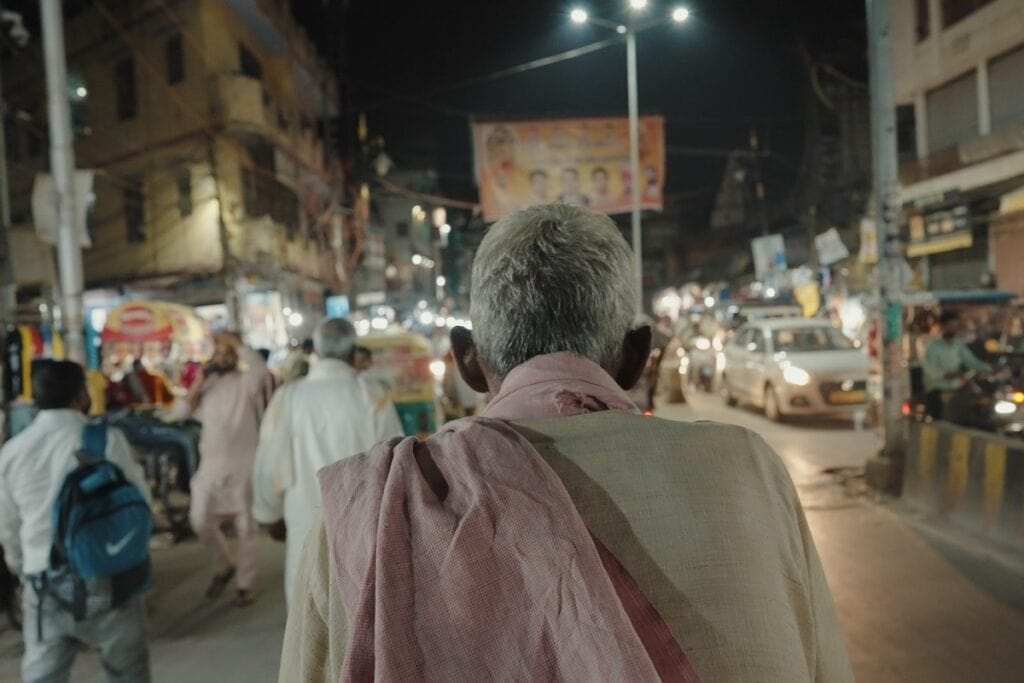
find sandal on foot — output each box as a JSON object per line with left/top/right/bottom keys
{"left": 236, "top": 589, "right": 255, "bottom": 607}
{"left": 205, "top": 567, "right": 236, "bottom": 600}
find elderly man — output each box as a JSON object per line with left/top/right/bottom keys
{"left": 252, "top": 319, "right": 402, "bottom": 605}
{"left": 280, "top": 205, "right": 852, "bottom": 681}
{"left": 187, "top": 331, "right": 269, "bottom": 607}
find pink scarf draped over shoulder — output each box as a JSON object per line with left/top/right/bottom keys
{"left": 318, "top": 352, "right": 699, "bottom": 681}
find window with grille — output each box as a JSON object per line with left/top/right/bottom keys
{"left": 941, "top": 0, "right": 995, "bottom": 28}
{"left": 166, "top": 34, "right": 184, "bottom": 85}
{"left": 124, "top": 179, "right": 145, "bottom": 243}
{"left": 115, "top": 57, "right": 136, "bottom": 120}
{"left": 915, "top": 0, "right": 930, "bottom": 40}
{"left": 239, "top": 44, "right": 262, "bottom": 80}
{"left": 177, "top": 171, "right": 192, "bottom": 218}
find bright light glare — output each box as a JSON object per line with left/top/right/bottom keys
{"left": 411, "top": 254, "right": 423, "bottom": 265}
{"left": 616, "top": 25, "right": 627, "bottom": 34}
{"left": 694, "top": 337, "right": 711, "bottom": 351}
{"left": 75, "top": 86, "right": 88, "bottom": 98}
{"left": 288, "top": 312, "right": 304, "bottom": 327}
{"left": 419, "top": 311, "right": 435, "bottom": 326}
{"left": 672, "top": 6, "right": 690, "bottom": 22}
{"left": 570, "top": 8, "right": 588, "bottom": 23}
{"left": 429, "top": 359, "right": 446, "bottom": 381}
{"left": 371, "top": 317, "right": 388, "bottom": 330}
{"left": 439, "top": 223, "right": 452, "bottom": 236}
{"left": 436, "top": 276, "right": 446, "bottom": 287}
{"left": 783, "top": 366, "right": 811, "bottom": 386}
{"left": 765, "top": 287, "right": 778, "bottom": 298}
{"left": 434, "top": 317, "right": 447, "bottom": 328}
{"left": 1013, "top": 391, "right": 1024, "bottom": 404}
{"left": 704, "top": 296, "right": 715, "bottom": 307}
{"left": 995, "top": 400, "right": 1017, "bottom": 415}
{"left": 629, "top": 0, "right": 648, "bottom": 10}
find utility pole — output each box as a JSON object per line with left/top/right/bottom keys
{"left": 865, "top": 0, "right": 906, "bottom": 492}
{"left": 749, "top": 128, "right": 769, "bottom": 236}
{"left": 40, "top": 0, "right": 85, "bottom": 362}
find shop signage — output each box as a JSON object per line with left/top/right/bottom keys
{"left": 906, "top": 205, "right": 972, "bottom": 257}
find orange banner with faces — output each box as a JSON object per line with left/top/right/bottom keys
{"left": 472, "top": 116, "right": 665, "bottom": 222}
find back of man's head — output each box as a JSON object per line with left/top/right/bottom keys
{"left": 313, "top": 318, "right": 356, "bottom": 361}
{"left": 300, "top": 338, "right": 315, "bottom": 354}
{"left": 470, "top": 204, "right": 637, "bottom": 379}
{"left": 32, "top": 359, "right": 86, "bottom": 410}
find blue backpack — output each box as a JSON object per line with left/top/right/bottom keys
{"left": 38, "top": 423, "right": 152, "bottom": 628}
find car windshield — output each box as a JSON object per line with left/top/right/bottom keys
{"left": 772, "top": 326, "right": 854, "bottom": 352}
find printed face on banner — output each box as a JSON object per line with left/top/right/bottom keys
{"left": 472, "top": 116, "right": 666, "bottom": 222}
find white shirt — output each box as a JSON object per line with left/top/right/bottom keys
{"left": 0, "top": 409, "right": 150, "bottom": 575}
{"left": 252, "top": 358, "right": 404, "bottom": 604}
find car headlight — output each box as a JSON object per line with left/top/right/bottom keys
{"left": 783, "top": 366, "right": 811, "bottom": 386}
{"left": 995, "top": 400, "right": 1017, "bottom": 415}
{"left": 429, "top": 360, "right": 446, "bottom": 381}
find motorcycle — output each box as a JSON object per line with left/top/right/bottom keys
{"left": 107, "top": 410, "right": 200, "bottom": 541}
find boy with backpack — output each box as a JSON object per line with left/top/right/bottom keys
{"left": 0, "top": 360, "right": 152, "bottom": 682}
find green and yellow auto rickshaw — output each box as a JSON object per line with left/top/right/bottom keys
{"left": 359, "top": 331, "right": 441, "bottom": 438}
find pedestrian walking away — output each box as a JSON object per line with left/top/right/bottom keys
{"left": 252, "top": 318, "right": 403, "bottom": 605}
{"left": 280, "top": 204, "right": 854, "bottom": 682}
{"left": 186, "top": 331, "right": 269, "bottom": 607}
{"left": 0, "top": 360, "right": 153, "bottom": 683}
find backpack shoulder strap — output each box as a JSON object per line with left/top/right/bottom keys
{"left": 79, "top": 422, "right": 108, "bottom": 462}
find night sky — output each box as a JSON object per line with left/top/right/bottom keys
{"left": 295, "top": 0, "right": 868, "bottom": 228}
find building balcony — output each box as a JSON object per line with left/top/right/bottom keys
{"left": 216, "top": 73, "right": 272, "bottom": 136}
{"left": 900, "top": 121, "right": 1024, "bottom": 200}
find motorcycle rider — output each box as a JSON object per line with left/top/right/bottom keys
{"left": 922, "top": 311, "right": 992, "bottom": 419}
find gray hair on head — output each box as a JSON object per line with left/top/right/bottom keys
{"left": 313, "top": 318, "right": 356, "bottom": 361}
{"left": 470, "top": 203, "right": 637, "bottom": 379}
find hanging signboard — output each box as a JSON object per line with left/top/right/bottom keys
{"left": 471, "top": 116, "right": 665, "bottom": 222}
{"left": 751, "top": 234, "right": 786, "bottom": 280}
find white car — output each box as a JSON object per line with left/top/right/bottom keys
{"left": 722, "top": 318, "right": 868, "bottom": 421}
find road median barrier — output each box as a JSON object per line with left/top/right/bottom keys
{"left": 904, "top": 421, "right": 1024, "bottom": 549}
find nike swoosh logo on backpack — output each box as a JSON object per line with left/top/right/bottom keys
{"left": 105, "top": 530, "right": 137, "bottom": 555}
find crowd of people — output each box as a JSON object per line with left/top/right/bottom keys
{"left": 0, "top": 203, "right": 854, "bottom": 682}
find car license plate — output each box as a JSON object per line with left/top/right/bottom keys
{"left": 829, "top": 390, "right": 866, "bottom": 404}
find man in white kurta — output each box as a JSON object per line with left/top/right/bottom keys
{"left": 188, "top": 332, "right": 269, "bottom": 606}
{"left": 252, "top": 318, "right": 402, "bottom": 604}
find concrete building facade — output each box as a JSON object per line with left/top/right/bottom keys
{"left": 892, "top": 0, "right": 1024, "bottom": 294}
{"left": 3, "top": 0, "right": 346, "bottom": 344}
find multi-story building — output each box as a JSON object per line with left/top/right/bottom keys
{"left": 892, "top": 0, "right": 1024, "bottom": 295}
{"left": 3, "top": 0, "right": 346, "bottom": 345}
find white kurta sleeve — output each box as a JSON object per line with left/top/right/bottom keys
{"left": 0, "top": 458, "right": 22, "bottom": 573}
{"left": 253, "top": 388, "right": 292, "bottom": 525}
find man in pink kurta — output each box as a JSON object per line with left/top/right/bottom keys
{"left": 188, "top": 331, "right": 268, "bottom": 606}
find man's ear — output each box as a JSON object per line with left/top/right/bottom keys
{"left": 450, "top": 326, "right": 489, "bottom": 393}
{"left": 614, "top": 326, "right": 653, "bottom": 390}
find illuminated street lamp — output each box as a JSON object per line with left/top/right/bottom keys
{"left": 570, "top": 3, "right": 689, "bottom": 314}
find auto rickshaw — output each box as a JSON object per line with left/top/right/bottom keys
{"left": 358, "top": 331, "right": 441, "bottom": 438}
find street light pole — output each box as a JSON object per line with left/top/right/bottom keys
{"left": 625, "top": 27, "right": 643, "bottom": 315}
{"left": 40, "top": 0, "right": 86, "bottom": 362}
